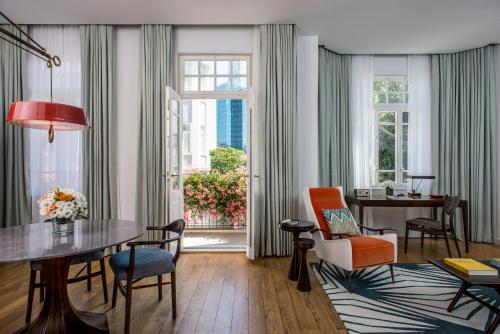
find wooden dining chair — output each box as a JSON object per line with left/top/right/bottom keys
{"left": 109, "top": 219, "right": 185, "bottom": 334}
{"left": 405, "top": 195, "right": 462, "bottom": 257}
{"left": 26, "top": 250, "right": 108, "bottom": 323}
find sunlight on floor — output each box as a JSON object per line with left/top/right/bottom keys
{"left": 183, "top": 231, "right": 246, "bottom": 250}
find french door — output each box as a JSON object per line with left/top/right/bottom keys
{"left": 165, "top": 87, "right": 184, "bottom": 225}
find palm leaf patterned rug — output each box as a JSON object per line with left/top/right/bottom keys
{"left": 312, "top": 263, "right": 499, "bottom": 333}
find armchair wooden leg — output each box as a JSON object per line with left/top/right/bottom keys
{"left": 99, "top": 258, "right": 108, "bottom": 303}
{"left": 25, "top": 269, "right": 36, "bottom": 323}
{"left": 318, "top": 259, "right": 324, "bottom": 273}
{"left": 389, "top": 264, "right": 395, "bottom": 284}
{"left": 112, "top": 277, "right": 118, "bottom": 308}
{"left": 171, "top": 271, "right": 177, "bottom": 319}
{"left": 443, "top": 233, "right": 452, "bottom": 257}
{"left": 124, "top": 278, "right": 133, "bottom": 334}
{"left": 86, "top": 262, "right": 92, "bottom": 291}
{"left": 39, "top": 271, "right": 45, "bottom": 302}
{"left": 344, "top": 270, "right": 352, "bottom": 293}
{"left": 404, "top": 226, "right": 409, "bottom": 253}
{"left": 158, "top": 275, "right": 163, "bottom": 301}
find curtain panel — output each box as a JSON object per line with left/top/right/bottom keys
{"left": 431, "top": 45, "right": 497, "bottom": 242}
{"left": 80, "top": 25, "right": 118, "bottom": 220}
{"left": 0, "top": 25, "right": 32, "bottom": 227}
{"left": 256, "top": 24, "right": 297, "bottom": 256}
{"left": 27, "top": 25, "right": 83, "bottom": 222}
{"left": 135, "top": 25, "right": 173, "bottom": 235}
{"left": 318, "top": 47, "right": 353, "bottom": 191}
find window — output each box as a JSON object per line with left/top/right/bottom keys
{"left": 179, "top": 54, "right": 250, "bottom": 98}
{"left": 374, "top": 76, "right": 408, "bottom": 185}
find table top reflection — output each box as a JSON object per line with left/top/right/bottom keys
{"left": 0, "top": 219, "right": 144, "bottom": 263}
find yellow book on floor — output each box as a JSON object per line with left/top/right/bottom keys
{"left": 444, "top": 258, "right": 498, "bottom": 276}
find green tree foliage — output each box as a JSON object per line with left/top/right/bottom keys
{"left": 209, "top": 147, "right": 245, "bottom": 174}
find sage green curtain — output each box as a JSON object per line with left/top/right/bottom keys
{"left": 80, "top": 25, "right": 117, "bottom": 219}
{"left": 431, "top": 45, "right": 497, "bottom": 242}
{"left": 318, "top": 47, "right": 353, "bottom": 191}
{"left": 257, "top": 24, "right": 297, "bottom": 256}
{"left": 135, "top": 25, "right": 172, "bottom": 232}
{"left": 0, "top": 25, "right": 32, "bottom": 227}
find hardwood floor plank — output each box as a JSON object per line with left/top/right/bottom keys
{"left": 229, "top": 255, "right": 249, "bottom": 334}
{"left": 248, "top": 259, "right": 267, "bottom": 334}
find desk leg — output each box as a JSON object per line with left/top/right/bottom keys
{"left": 359, "top": 205, "right": 364, "bottom": 234}
{"left": 462, "top": 203, "right": 469, "bottom": 253}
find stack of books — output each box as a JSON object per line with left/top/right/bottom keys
{"left": 444, "top": 258, "right": 498, "bottom": 276}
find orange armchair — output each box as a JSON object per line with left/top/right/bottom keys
{"left": 303, "top": 187, "right": 397, "bottom": 292}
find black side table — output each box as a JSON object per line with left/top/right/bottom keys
{"left": 279, "top": 219, "right": 315, "bottom": 281}
{"left": 294, "top": 238, "right": 315, "bottom": 291}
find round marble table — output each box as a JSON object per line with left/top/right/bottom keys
{"left": 0, "top": 219, "right": 145, "bottom": 334}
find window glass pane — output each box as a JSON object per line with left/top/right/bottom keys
{"left": 232, "top": 76, "right": 247, "bottom": 91}
{"left": 232, "top": 61, "right": 247, "bottom": 75}
{"left": 402, "top": 171, "right": 408, "bottom": 183}
{"left": 379, "top": 124, "right": 395, "bottom": 170}
{"left": 374, "top": 92, "right": 386, "bottom": 104}
{"left": 403, "top": 124, "right": 408, "bottom": 170}
{"left": 404, "top": 80, "right": 408, "bottom": 92}
{"left": 388, "top": 80, "right": 404, "bottom": 93}
{"left": 184, "top": 77, "right": 198, "bottom": 91}
{"left": 405, "top": 93, "right": 409, "bottom": 103}
{"left": 200, "top": 77, "right": 215, "bottom": 91}
{"left": 200, "top": 61, "right": 214, "bottom": 75}
{"left": 388, "top": 93, "right": 404, "bottom": 103}
{"left": 216, "top": 61, "right": 230, "bottom": 75}
{"left": 216, "top": 77, "right": 230, "bottom": 91}
{"left": 185, "top": 61, "right": 198, "bottom": 75}
{"left": 403, "top": 111, "right": 409, "bottom": 123}
{"left": 374, "top": 80, "right": 386, "bottom": 93}
{"left": 378, "top": 111, "right": 395, "bottom": 123}
{"left": 379, "top": 171, "right": 395, "bottom": 183}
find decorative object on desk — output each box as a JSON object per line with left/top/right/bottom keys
{"left": 381, "top": 180, "right": 397, "bottom": 197}
{"left": 429, "top": 194, "right": 445, "bottom": 199}
{"left": 444, "top": 258, "right": 498, "bottom": 276}
{"left": 407, "top": 175, "right": 435, "bottom": 197}
{"left": 1, "top": 11, "right": 90, "bottom": 143}
{"left": 490, "top": 258, "right": 500, "bottom": 269}
{"left": 38, "top": 188, "right": 88, "bottom": 235}
{"left": 353, "top": 188, "right": 370, "bottom": 197}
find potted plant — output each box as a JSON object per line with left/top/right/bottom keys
{"left": 38, "top": 188, "right": 88, "bottom": 236}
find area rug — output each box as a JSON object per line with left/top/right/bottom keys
{"left": 312, "top": 262, "right": 499, "bottom": 333}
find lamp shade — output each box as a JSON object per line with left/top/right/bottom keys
{"left": 7, "top": 101, "right": 90, "bottom": 131}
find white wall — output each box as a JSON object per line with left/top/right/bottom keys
{"left": 116, "top": 26, "right": 140, "bottom": 220}
{"left": 297, "top": 35, "right": 319, "bottom": 219}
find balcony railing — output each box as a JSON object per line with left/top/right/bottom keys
{"left": 184, "top": 212, "right": 246, "bottom": 230}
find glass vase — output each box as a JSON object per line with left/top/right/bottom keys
{"left": 385, "top": 187, "right": 394, "bottom": 197}
{"left": 52, "top": 219, "right": 75, "bottom": 236}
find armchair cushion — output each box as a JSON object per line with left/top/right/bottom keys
{"left": 346, "top": 236, "right": 394, "bottom": 269}
{"left": 322, "top": 208, "right": 360, "bottom": 236}
{"left": 109, "top": 248, "right": 175, "bottom": 280}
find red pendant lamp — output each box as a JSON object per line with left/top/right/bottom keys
{"left": 7, "top": 101, "right": 89, "bottom": 143}
{"left": 1, "top": 11, "right": 90, "bottom": 142}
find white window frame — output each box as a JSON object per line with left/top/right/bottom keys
{"left": 373, "top": 75, "right": 408, "bottom": 187}
{"left": 178, "top": 54, "right": 251, "bottom": 100}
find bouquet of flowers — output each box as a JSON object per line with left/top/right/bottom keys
{"left": 38, "top": 188, "right": 88, "bottom": 223}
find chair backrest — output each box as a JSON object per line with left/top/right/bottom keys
{"left": 166, "top": 219, "right": 185, "bottom": 264}
{"left": 441, "top": 195, "right": 461, "bottom": 229}
{"left": 303, "top": 187, "right": 351, "bottom": 240}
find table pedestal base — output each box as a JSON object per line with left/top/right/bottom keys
{"left": 18, "top": 257, "right": 109, "bottom": 334}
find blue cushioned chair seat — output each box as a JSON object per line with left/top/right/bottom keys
{"left": 30, "top": 249, "right": 105, "bottom": 271}
{"left": 109, "top": 248, "right": 175, "bottom": 280}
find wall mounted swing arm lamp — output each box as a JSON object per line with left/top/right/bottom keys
{"left": 1, "top": 11, "right": 89, "bottom": 143}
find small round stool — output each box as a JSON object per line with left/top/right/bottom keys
{"left": 294, "top": 238, "right": 315, "bottom": 292}
{"left": 279, "top": 220, "right": 315, "bottom": 281}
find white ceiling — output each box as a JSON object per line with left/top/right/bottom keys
{"left": 1, "top": 0, "right": 499, "bottom": 54}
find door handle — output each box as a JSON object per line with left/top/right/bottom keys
{"left": 253, "top": 175, "right": 259, "bottom": 178}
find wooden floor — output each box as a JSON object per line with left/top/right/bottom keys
{"left": 0, "top": 238, "right": 499, "bottom": 334}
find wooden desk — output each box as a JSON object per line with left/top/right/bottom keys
{"left": 345, "top": 195, "right": 469, "bottom": 253}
